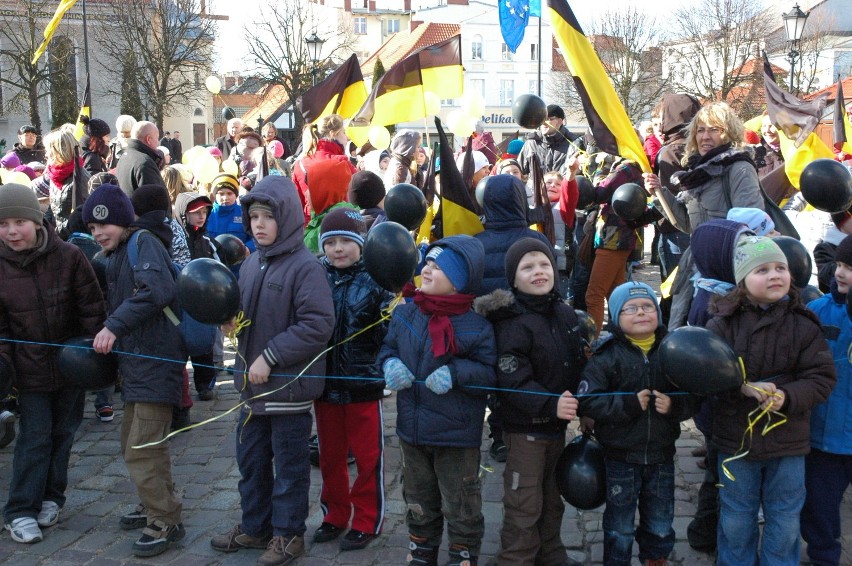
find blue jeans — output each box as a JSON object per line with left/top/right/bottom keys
{"left": 4, "top": 388, "right": 84, "bottom": 522}
{"left": 801, "top": 448, "right": 852, "bottom": 566}
{"left": 93, "top": 387, "right": 112, "bottom": 410}
{"left": 236, "top": 410, "right": 312, "bottom": 538}
{"left": 657, "top": 231, "right": 690, "bottom": 281}
{"left": 717, "top": 454, "right": 805, "bottom": 566}
{"left": 603, "top": 459, "right": 675, "bottom": 566}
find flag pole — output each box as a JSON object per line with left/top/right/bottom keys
{"left": 537, "top": 13, "right": 542, "bottom": 96}
{"left": 81, "top": 0, "right": 91, "bottom": 114}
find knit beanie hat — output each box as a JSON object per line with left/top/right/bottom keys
{"left": 0, "top": 152, "right": 21, "bottom": 169}
{"left": 211, "top": 173, "right": 239, "bottom": 194}
{"left": 319, "top": 207, "right": 366, "bottom": 249}
{"left": 424, "top": 235, "right": 485, "bottom": 295}
{"left": 248, "top": 202, "right": 273, "bottom": 216}
{"left": 81, "top": 115, "right": 110, "bottom": 139}
{"left": 504, "top": 237, "right": 556, "bottom": 288}
{"left": 607, "top": 281, "right": 661, "bottom": 328}
{"left": 727, "top": 207, "right": 775, "bottom": 236}
{"left": 348, "top": 170, "right": 386, "bottom": 210}
{"left": 83, "top": 184, "right": 134, "bottom": 227}
{"left": 455, "top": 150, "right": 489, "bottom": 173}
{"left": 131, "top": 184, "right": 171, "bottom": 216}
{"left": 0, "top": 183, "right": 42, "bottom": 225}
{"left": 733, "top": 236, "right": 788, "bottom": 285}
{"left": 506, "top": 139, "right": 524, "bottom": 156}
{"left": 835, "top": 234, "right": 852, "bottom": 266}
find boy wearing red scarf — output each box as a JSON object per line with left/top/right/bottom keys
{"left": 378, "top": 235, "right": 496, "bottom": 566}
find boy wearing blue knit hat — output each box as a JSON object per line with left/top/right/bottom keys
{"left": 578, "top": 281, "right": 697, "bottom": 566}
{"left": 378, "top": 235, "right": 496, "bottom": 566}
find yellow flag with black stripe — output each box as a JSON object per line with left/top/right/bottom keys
{"left": 32, "top": 0, "right": 78, "bottom": 65}
{"left": 547, "top": 0, "right": 650, "bottom": 172}
{"left": 295, "top": 54, "right": 368, "bottom": 125}
{"left": 778, "top": 130, "right": 835, "bottom": 189}
{"left": 434, "top": 117, "right": 483, "bottom": 237}
{"left": 73, "top": 78, "right": 91, "bottom": 141}
{"left": 346, "top": 36, "right": 463, "bottom": 147}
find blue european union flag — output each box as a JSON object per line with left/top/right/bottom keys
{"left": 499, "top": 0, "right": 531, "bottom": 53}
{"left": 530, "top": 0, "right": 541, "bottom": 17}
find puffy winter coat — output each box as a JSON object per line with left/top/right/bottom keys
{"left": 115, "top": 139, "right": 164, "bottom": 195}
{"left": 293, "top": 140, "right": 357, "bottom": 226}
{"left": 0, "top": 226, "right": 105, "bottom": 392}
{"left": 474, "top": 174, "right": 550, "bottom": 294}
{"left": 517, "top": 125, "right": 582, "bottom": 176}
{"left": 235, "top": 176, "right": 335, "bottom": 415}
{"left": 475, "top": 289, "right": 584, "bottom": 436}
{"left": 707, "top": 294, "right": 836, "bottom": 459}
{"left": 578, "top": 326, "right": 697, "bottom": 464}
{"left": 321, "top": 258, "right": 394, "bottom": 404}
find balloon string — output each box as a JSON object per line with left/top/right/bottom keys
{"left": 227, "top": 311, "right": 251, "bottom": 392}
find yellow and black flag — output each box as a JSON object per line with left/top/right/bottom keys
{"left": 73, "top": 77, "right": 91, "bottom": 141}
{"left": 833, "top": 76, "right": 852, "bottom": 154}
{"left": 32, "top": 0, "right": 78, "bottom": 65}
{"left": 433, "top": 117, "right": 483, "bottom": 238}
{"left": 547, "top": 0, "right": 650, "bottom": 172}
{"left": 347, "top": 36, "right": 464, "bottom": 147}
{"left": 295, "top": 54, "right": 368, "bottom": 125}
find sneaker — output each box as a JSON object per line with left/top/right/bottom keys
{"left": 210, "top": 523, "right": 271, "bottom": 553}
{"left": 120, "top": 503, "right": 148, "bottom": 530}
{"left": 5, "top": 517, "right": 43, "bottom": 544}
{"left": 36, "top": 501, "right": 60, "bottom": 527}
{"left": 0, "top": 410, "right": 15, "bottom": 448}
{"left": 257, "top": 535, "right": 304, "bottom": 566}
{"left": 132, "top": 520, "right": 185, "bottom": 557}
{"left": 489, "top": 439, "right": 507, "bottom": 463}
{"left": 447, "top": 543, "right": 477, "bottom": 566}
{"left": 96, "top": 405, "right": 114, "bottom": 422}
{"left": 407, "top": 535, "right": 438, "bottom": 566}
{"left": 340, "top": 529, "right": 376, "bottom": 551}
{"left": 383, "top": 388, "right": 393, "bottom": 397}
{"left": 313, "top": 522, "right": 344, "bottom": 543}
{"left": 198, "top": 389, "right": 217, "bottom": 401}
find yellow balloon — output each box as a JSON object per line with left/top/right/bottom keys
{"left": 221, "top": 158, "right": 239, "bottom": 177}
{"left": 205, "top": 75, "right": 221, "bottom": 95}
{"left": 0, "top": 170, "right": 8, "bottom": 184}
{"left": 424, "top": 92, "right": 441, "bottom": 116}
{"left": 461, "top": 91, "right": 485, "bottom": 119}
{"left": 445, "top": 109, "right": 465, "bottom": 133}
{"left": 182, "top": 145, "right": 202, "bottom": 165}
{"left": 368, "top": 126, "right": 391, "bottom": 151}
{"left": 192, "top": 154, "right": 220, "bottom": 184}
{"left": 8, "top": 172, "right": 32, "bottom": 186}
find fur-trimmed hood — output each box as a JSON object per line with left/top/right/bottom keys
{"left": 473, "top": 288, "right": 516, "bottom": 321}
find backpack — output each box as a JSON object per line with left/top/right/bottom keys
{"left": 126, "top": 229, "right": 217, "bottom": 358}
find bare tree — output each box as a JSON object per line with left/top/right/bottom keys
{"left": 667, "top": 0, "right": 772, "bottom": 106}
{"left": 244, "top": 1, "right": 358, "bottom": 134}
{"left": 93, "top": 0, "right": 217, "bottom": 130}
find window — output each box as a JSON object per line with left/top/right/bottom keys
{"left": 386, "top": 19, "right": 400, "bottom": 34}
{"left": 471, "top": 79, "right": 485, "bottom": 99}
{"left": 354, "top": 17, "right": 366, "bottom": 35}
{"left": 530, "top": 43, "right": 537, "bottom": 61}
{"left": 528, "top": 79, "right": 538, "bottom": 94}
{"left": 499, "top": 79, "right": 514, "bottom": 105}
{"left": 194, "top": 108, "right": 203, "bottom": 117}
{"left": 502, "top": 43, "right": 513, "bottom": 61}
{"left": 471, "top": 35, "right": 483, "bottom": 60}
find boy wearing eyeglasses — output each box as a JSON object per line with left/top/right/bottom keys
{"left": 578, "top": 281, "right": 697, "bottom": 566}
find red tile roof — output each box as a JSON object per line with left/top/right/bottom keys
{"left": 361, "top": 22, "right": 460, "bottom": 78}
{"left": 804, "top": 77, "right": 852, "bottom": 103}
{"left": 730, "top": 57, "right": 788, "bottom": 78}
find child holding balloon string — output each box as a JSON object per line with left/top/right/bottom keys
{"left": 705, "top": 235, "right": 835, "bottom": 566}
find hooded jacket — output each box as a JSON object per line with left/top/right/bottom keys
{"left": 707, "top": 293, "right": 836, "bottom": 459}
{"left": 13, "top": 142, "right": 45, "bottom": 164}
{"left": 592, "top": 161, "right": 661, "bottom": 251}
{"left": 293, "top": 139, "right": 357, "bottom": 226}
{"left": 302, "top": 158, "right": 356, "bottom": 254}
{"left": 517, "top": 124, "right": 581, "bottom": 177}
{"left": 474, "top": 174, "right": 551, "bottom": 294}
{"left": 377, "top": 235, "right": 497, "bottom": 447}
{"left": 656, "top": 94, "right": 701, "bottom": 234}
{"left": 174, "top": 192, "right": 217, "bottom": 261}
{"left": 116, "top": 139, "right": 164, "bottom": 196}
{"left": 235, "top": 176, "right": 335, "bottom": 415}
{"left": 0, "top": 226, "right": 105, "bottom": 393}
{"left": 383, "top": 130, "right": 421, "bottom": 190}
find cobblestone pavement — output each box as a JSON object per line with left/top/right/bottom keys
{"left": 0, "top": 252, "right": 848, "bottom": 565}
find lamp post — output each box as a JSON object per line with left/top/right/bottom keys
{"left": 305, "top": 32, "right": 325, "bottom": 86}
{"left": 782, "top": 4, "right": 809, "bottom": 93}
{"left": 257, "top": 115, "right": 264, "bottom": 134}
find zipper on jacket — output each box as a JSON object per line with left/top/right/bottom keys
{"left": 642, "top": 353, "right": 651, "bottom": 465}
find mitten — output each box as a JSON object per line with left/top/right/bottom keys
{"left": 425, "top": 365, "right": 452, "bottom": 395}
{"left": 383, "top": 358, "right": 415, "bottom": 391}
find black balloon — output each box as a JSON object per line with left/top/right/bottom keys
{"left": 222, "top": 106, "right": 236, "bottom": 121}
{"left": 611, "top": 182, "right": 646, "bottom": 221}
{"left": 555, "top": 434, "right": 606, "bottom": 510}
{"left": 214, "top": 233, "right": 248, "bottom": 266}
{"left": 659, "top": 326, "right": 743, "bottom": 394}
{"left": 385, "top": 183, "right": 428, "bottom": 230}
{"left": 177, "top": 258, "right": 241, "bottom": 325}
{"left": 773, "top": 236, "right": 812, "bottom": 289}
{"left": 799, "top": 284, "right": 823, "bottom": 304}
{"left": 575, "top": 176, "right": 595, "bottom": 210}
{"left": 56, "top": 337, "right": 118, "bottom": 390}
{"left": 475, "top": 175, "right": 490, "bottom": 207}
{"left": 512, "top": 94, "right": 547, "bottom": 129}
{"left": 363, "top": 222, "right": 419, "bottom": 293}
{"left": 799, "top": 159, "right": 852, "bottom": 213}
{"left": 574, "top": 309, "right": 596, "bottom": 347}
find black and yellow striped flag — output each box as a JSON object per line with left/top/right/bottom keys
{"left": 347, "top": 36, "right": 463, "bottom": 147}
{"left": 32, "top": 0, "right": 78, "bottom": 65}
{"left": 295, "top": 54, "right": 368, "bottom": 125}
{"left": 434, "top": 117, "right": 483, "bottom": 237}
{"left": 73, "top": 77, "right": 91, "bottom": 141}
{"left": 547, "top": 0, "right": 650, "bottom": 172}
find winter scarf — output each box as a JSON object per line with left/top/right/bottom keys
{"left": 413, "top": 290, "right": 476, "bottom": 357}
{"left": 672, "top": 144, "right": 755, "bottom": 193}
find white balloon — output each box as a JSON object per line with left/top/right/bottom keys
{"left": 205, "top": 75, "right": 222, "bottom": 95}
{"left": 461, "top": 91, "right": 485, "bottom": 119}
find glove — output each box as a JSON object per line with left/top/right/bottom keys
{"left": 425, "top": 365, "right": 452, "bottom": 395}
{"left": 383, "top": 358, "right": 415, "bottom": 391}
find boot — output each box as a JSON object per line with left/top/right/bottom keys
{"left": 407, "top": 535, "right": 438, "bottom": 566}
{"left": 447, "top": 543, "right": 477, "bottom": 566}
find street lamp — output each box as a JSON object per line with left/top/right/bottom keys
{"left": 305, "top": 32, "right": 325, "bottom": 86}
{"left": 782, "top": 3, "right": 809, "bottom": 93}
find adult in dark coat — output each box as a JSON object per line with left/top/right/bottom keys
{"left": 116, "top": 121, "right": 165, "bottom": 195}
{"left": 170, "top": 131, "right": 183, "bottom": 164}
{"left": 12, "top": 125, "right": 45, "bottom": 164}
{"left": 215, "top": 118, "right": 243, "bottom": 158}
{"left": 517, "top": 104, "right": 582, "bottom": 176}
